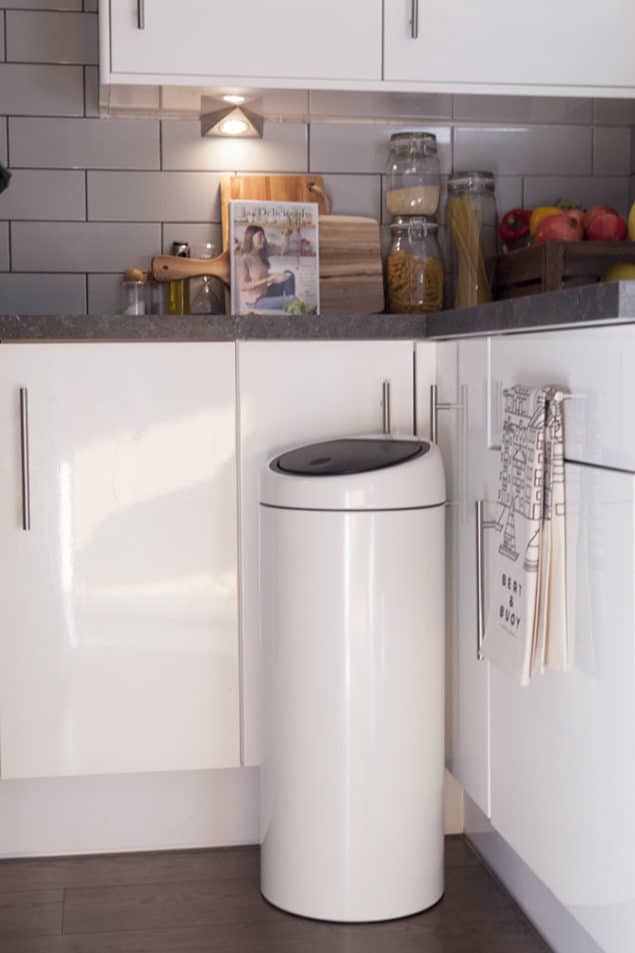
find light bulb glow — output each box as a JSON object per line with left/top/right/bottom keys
{"left": 222, "top": 94, "right": 246, "bottom": 105}
{"left": 219, "top": 117, "right": 249, "bottom": 136}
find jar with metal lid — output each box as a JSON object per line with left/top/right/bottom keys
{"left": 386, "top": 217, "right": 444, "bottom": 314}
{"left": 386, "top": 132, "right": 441, "bottom": 218}
{"left": 447, "top": 170, "right": 497, "bottom": 309}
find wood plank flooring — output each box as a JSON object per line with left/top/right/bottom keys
{"left": 0, "top": 837, "right": 552, "bottom": 952}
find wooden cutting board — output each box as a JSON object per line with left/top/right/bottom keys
{"left": 220, "top": 175, "right": 385, "bottom": 315}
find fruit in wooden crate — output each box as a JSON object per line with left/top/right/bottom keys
{"left": 583, "top": 207, "right": 627, "bottom": 241}
{"left": 602, "top": 263, "right": 635, "bottom": 281}
{"left": 534, "top": 213, "right": 584, "bottom": 244}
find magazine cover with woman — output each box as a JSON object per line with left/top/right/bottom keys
{"left": 229, "top": 200, "right": 319, "bottom": 316}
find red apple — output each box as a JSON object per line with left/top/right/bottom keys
{"left": 534, "top": 213, "right": 584, "bottom": 244}
{"left": 583, "top": 206, "right": 627, "bottom": 241}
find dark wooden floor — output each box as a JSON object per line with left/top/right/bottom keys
{"left": 0, "top": 837, "right": 551, "bottom": 952}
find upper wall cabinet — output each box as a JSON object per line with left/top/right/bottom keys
{"left": 104, "top": 0, "right": 382, "bottom": 85}
{"left": 384, "top": 0, "right": 635, "bottom": 93}
{"left": 104, "top": 1, "right": 635, "bottom": 97}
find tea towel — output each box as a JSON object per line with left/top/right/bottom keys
{"left": 481, "top": 385, "right": 568, "bottom": 685}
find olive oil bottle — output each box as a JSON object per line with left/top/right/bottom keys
{"left": 168, "top": 241, "right": 191, "bottom": 314}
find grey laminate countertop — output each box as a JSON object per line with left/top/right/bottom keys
{"left": 1, "top": 282, "right": 634, "bottom": 342}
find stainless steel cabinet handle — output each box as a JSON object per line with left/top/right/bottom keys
{"left": 410, "top": 0, "right": 419, "bottom": 38}
{"left": 429, "top": 384, "right": 463, "bottom": 444}
{"left": 382, "top": 380, "right": 391, "bottom": 435}
{"left": 19, "top": 388, "right": 31, "bottom": 532}
{"left": 475, "top": 500, "right": 497, "bottom": 661}
{"left": 137, "top": 0, "right": 145, "bottom": 30}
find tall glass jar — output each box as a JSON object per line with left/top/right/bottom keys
{"left": 386, "top": 132, "right": 441, "bottom": 218}
{"left": 447, "top": 170, "right": 497, "bottom": 309}
{"left": 386, "top": 216, "right": 444, "bottom": 314}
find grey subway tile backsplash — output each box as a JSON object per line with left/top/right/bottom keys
{"left": 87, "top": 274, "right": 125, "bottom": 314}
{"left": 6, "top": 11, "right": 98, "bottom": 65}
{"left": 161, "top": 120, "right": 308, "bottom": 172}
{"left": 321, "top": 174, "right": 382, "bottom": 220}
{"left": 84, "top": 0, "right": 98, "bottom": 10}
{"left": 309, "top": 91, "right": 453, "bottom": 121}
{"left": 593, "top": 99, "right": 635, "bottom": 126}
{"left": 87, "top": 171, "right": 225, "bottom": 223}
{"left": 0, "top": 274, "right": 86, "bottom": 314}
{"left": 10, "top": 117, "right": 160, "bottom": 169}
{"left": 0, "top": 118, "right": 6, "bottom": 165}
{"left": 593, "top": 127, "right": 632, "bottom": 176}
{"left": 0, "top": 170, "right": 86, "bottom": 221}
{"left": 84, "top": 65, "right": 99, "bottom": 117}
{"left": 310, "top": 122, "right": 452, "bottom": 175}
{"left": 0, "top": 0, "right": 81, "bottom": 7}
{"left": 162, "top": 223, "right": 223, "bottom": 255}
{"left": 11, "top": 222, "right": 161, "bottom": 273}
{"left": 523, "top": 176, "right": 631, "bottom": 216}
{"left": 453, "top": 125, "right": 592, "bottom": 177}
{"left": 453, "top": 95, "right": 592, "bottom": 125}
{"left": 0, "top": 222, "right": 9, "bottom": 270}
{"left": 0, "top": 63, "right": 83, "bottom": 116}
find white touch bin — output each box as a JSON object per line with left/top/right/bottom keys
{"left": 259, "top": 435, "right": 446, "bottom": 922}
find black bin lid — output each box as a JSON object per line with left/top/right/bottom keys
{"left": 273, "top": 438, "right": 429, "bottom": 476}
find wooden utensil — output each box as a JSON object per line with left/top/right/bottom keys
{"left": 152, "top": 249, "right": 231, "bottom": 285}
{"left": 152, "top": 216, "right": 385, "bottom": 315}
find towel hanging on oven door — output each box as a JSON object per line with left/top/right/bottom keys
{"left": 481, "top": 385, "right": 568, "bottom": 686}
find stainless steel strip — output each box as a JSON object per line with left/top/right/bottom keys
{"left": 475, "top": 500, "right": 497, "bottom": 660}
{"left": 137, "top": 0, "right": 145, "bottom": 30}
{"left": 429, "top": 384, "right": 463, "bottom": 444}
{"left": 382, "top": 380, "right": 391, "bottom": 435}
{"left": 19, "top": 388, "right": 30, "bottom": 532}
{"left": 411, "top": 0, "right": 419, "bottom": 38}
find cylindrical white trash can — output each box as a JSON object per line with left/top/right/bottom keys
{"left": 260, "top": 435, "right": 446, "bottom": 923}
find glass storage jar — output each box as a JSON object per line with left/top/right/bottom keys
{"left": 447, "top": 170, "right": 497, "bottom": 309}
{"left": 386, "top": 216, "right": 444, "bottom": 314}
{"left": 386, "top": 132, "right": 441, "bottom": 218}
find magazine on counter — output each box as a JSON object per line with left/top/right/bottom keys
{"left": 229, "top": 200, "right": 319, "bottom": 316}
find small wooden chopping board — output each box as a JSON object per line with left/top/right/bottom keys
{"left": 220, "top": 175, "right": 385, "bottom": 315}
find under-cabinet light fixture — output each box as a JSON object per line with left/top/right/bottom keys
{"left": 201, "top": 98, "right": 263, "bottom": 139}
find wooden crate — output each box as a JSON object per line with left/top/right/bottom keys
{"left": 494, "top": 241, "right": 635, "bottom": 299}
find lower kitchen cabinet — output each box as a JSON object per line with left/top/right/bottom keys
{"left": 490, "top": 464, "right": 635, "bottom": 953}
{"left": 237, "top": 340, "right": 418, "bottom": 766}
{"left": 490, "top": 326, "right": 635, "bottom": 473}
{"left": 448, "top": 337, "right": 499, "bottom": 818}
{"left": 0, "top": 343, "right": 240, "bottom": 779}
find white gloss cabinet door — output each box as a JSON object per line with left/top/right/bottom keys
{"left": 238, "top": 340, "right": 415, "bottom": 766}
{"left": 108, "top": 0, "right": 382, "bottom": 82}
{"left": 450, "top": 337, "right": 499, "bottom": 818}
{"left": 490, "top": 465, "right": 635, "bottom": 953}
{"left": 0, "top": 343, "right": 240, "bottom": 779}
{"left": 490, "top": 326, "right": 635, "bottom": 473}
{"left": 384, "top": 0, "right": 635, "bottom": 90}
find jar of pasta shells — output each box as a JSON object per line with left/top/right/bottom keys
{"left": 387, "top": 217, "right": 444, "bottom": 314}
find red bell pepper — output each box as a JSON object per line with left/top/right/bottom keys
{"left": 497, "top": 208, "right": 532, "bottom": 249}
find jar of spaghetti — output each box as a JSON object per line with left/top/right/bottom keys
{"left": 386, "top": 217, "right": 444, "bottom": 314}
{"left": 386, "top": 132, "right": 441, "bottom": 217}
{"left": 447, "top": 170, "right": 497, "bottom": 309}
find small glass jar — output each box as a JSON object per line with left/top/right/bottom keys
{"left": 190, "top": 242, "right": 225, "bottom": 315}
{"left": 120, "top": 280, "right": 146, "bottom": 316}
{"left": 447, "top": 170, "right": 497, "bottom": 309}
{"left": 386, "top": 132, "right": 441, "bottom": 218}
{"left": 387, "top": 216, "right": 444, "bottom": 314}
